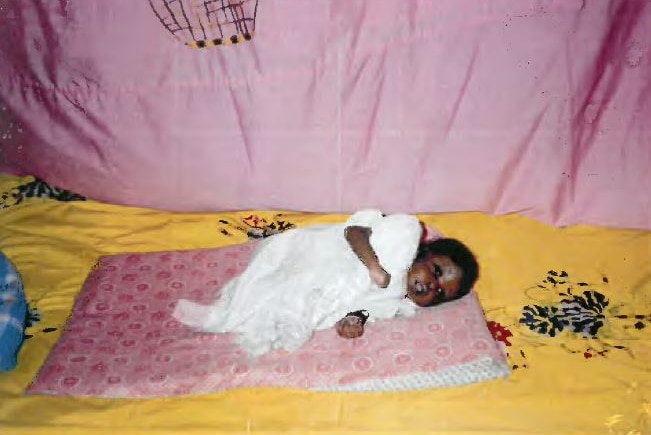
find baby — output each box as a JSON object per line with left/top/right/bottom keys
{"left": 174, "top": 210, "right": 479, "bottom": 356}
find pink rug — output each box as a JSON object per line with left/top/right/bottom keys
{"left": 28, "top": 242, "right": 509, "bottom": 398}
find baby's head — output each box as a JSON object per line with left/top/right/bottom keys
{"left": 406, "top": 238, "right": 479, "bottom": 307}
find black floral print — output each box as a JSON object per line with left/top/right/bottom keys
{"left": 23, "top": 304, "right": 58, "bottom": 340}
{"left": 217, "top": 214, "right": 296, "bottom": 239}
{"left": 517, "top": 269, "right": 650, "bottom": 360}
{"left": 520, "top": 290, "right": 608, "bottom": 338}
{"left": 1, "top": 177, "right": 86, "bottom": 210}
{"left": 520, "top": 270, "right": 609, "bottom": 338}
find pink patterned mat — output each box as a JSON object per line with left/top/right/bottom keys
{"left": 28, "top": 242, "right": 509, "bottom": 398}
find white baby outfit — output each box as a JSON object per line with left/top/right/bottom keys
{"left": 173, "top": 210, "right": 422, "bottom": 357}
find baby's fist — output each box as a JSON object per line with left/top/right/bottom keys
{"left": 336, "top": 315, "right": 365, "bottom": 339}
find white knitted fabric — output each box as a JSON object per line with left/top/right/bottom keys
{"left": 313, "top": 356, "right": 511, "bottom": 392}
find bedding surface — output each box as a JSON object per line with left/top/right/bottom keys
{"left": 0, "top": 175, "right": 649, "bottom": 435}
{"left": 26, "top": 242, "right": 507, "bottom": 397}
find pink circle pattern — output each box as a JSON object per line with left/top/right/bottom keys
{"left": 28, "top": 241, "right": 504, "bottom": 398}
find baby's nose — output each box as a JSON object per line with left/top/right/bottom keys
{"left": 409, "top": 263, "right": 429, "bottom": 281}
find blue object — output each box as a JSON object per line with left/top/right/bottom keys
{"left": 0, "top": 252, "right": 27, "bottom": 372}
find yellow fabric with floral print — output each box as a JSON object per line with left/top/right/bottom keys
{"left": 0, "top": 174, "right": 649, "bottom": 435}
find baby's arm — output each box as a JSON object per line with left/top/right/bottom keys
{"left": 344, "top": 226, "right": 391, "bottom": 287}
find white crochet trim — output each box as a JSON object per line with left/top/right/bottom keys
{"left": 312, "top": 357, "right": 511, "bottom": 392}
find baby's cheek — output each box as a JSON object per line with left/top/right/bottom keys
{"left": 409, "top": 264, "right": 430, "bottom": 282}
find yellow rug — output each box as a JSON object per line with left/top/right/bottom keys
{"left": 0, "top": 175, "right": 649, "bottom": 435}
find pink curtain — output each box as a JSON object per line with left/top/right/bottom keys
{"left": 1, "top": 0, "right": 649, "bottom": 229}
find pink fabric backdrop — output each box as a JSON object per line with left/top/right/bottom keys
{"left": 0, "top": 1, "right": 649, "bottom": 229}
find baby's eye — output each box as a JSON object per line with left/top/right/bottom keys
{"left": 436, "top": 287, "right": 445, "bottom": 301}
{"left": 433, "top": 264, "right": 443, "bottom": 278}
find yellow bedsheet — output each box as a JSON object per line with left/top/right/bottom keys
{"left": 0, "top": 175, "right": 649, "bottom": 435}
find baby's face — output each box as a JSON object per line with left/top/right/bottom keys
{"left": 406, "top": 255, "right": 462, "bottom": 307}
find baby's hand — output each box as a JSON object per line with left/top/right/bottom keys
{"left": 336, "top": 315, "right": 365, "bottom": 339}
{"left": 370, "top": 265, "right": 391, "bottom": 288}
